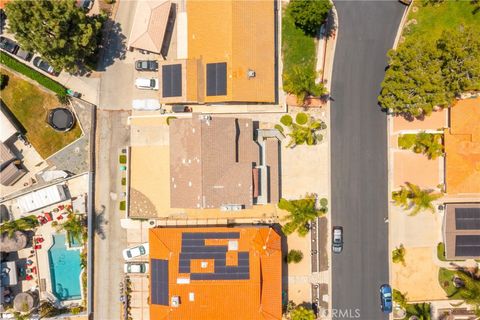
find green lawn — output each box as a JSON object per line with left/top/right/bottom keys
{"left": 0, "top": 68, "right": 82, "bottom": 159}
{"left": 281, "top": 8, "right": 316, "bottom": 76}
{"left": 438, "top": 268, "right": 463, "bottom": 299}
{"left": 404, "top": 1, "right": 480, "bottom": 41}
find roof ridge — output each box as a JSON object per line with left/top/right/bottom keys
{"left": 151, "top": 229, "right": 174, "bottom": 255}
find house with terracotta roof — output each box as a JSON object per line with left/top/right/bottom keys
{"left": 128, "top": 0, "right": 175, "bottom": 55}
{"left": 158, "top": 0, "right": 277, "bottom": 104}
{"left": 149, "top": 226, "right": 282, "bottom": 320}
{"left": 169, "top": 115, "right": 282, "bottom": 210}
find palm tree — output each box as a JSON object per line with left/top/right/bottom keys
{"left": 56, "top": 214, "right": 85, "bottom": 243}
{"left": 279, "top": 194, "right": 324, "bottom": 237}
{"left": 392, "top": 183, "right": 443, "bottom": 215}
{"left": 406, "top": 182, "right": 442, "bottom": 215}
{"left": 0, "top": 215, "right": 39, "bottom": 238}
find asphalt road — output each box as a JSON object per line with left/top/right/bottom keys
{"left": 330, "top": 1, "right": 405, "bottom": 319}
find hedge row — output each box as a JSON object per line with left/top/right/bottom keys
{"left": 0, "top": 52, "right": 66, "bottom": 96}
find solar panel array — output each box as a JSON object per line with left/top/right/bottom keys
{"left": 206, "top": 62, "right": 227, "bottom": 96}
{"left": 455, "top": 207, "right": 480, "bottom": 230}
{"left": 179, "top": 232, "right": 250, "bottom": 280}
{"left": 162, "top": 64, "right": 182, "bottom": 97}
{"left": 151, "top": 259, "right": 169, "bottom": 305}
{"left": 455, "top": 235, "right": 480, "bottom": 257}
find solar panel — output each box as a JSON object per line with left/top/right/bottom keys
{"left": 206, "top": 63, "right": 227, "bottom": 96}
{"left": 151, "top": 259, "right": 169, "bottom": 305}
{"left": 455, "top": 235, "right": 480, "bottom": 257}
{"left": 455, "top": 207, "right": 480, "bottom": 230}
{"left": 162, "top": 64, "right": 182, "bottom": 97}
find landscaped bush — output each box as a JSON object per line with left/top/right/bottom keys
{"left": 437, "top": 242, "right": 446, "bottom": 261}
{"left": 0, "top": 52, "right": 66, "bottom": 96}
{"left": 278, "top": 113, "right": 327, "bottom": 148}
{"left": 119, "top": 154, "right": 127, "bottom": 164}
{"left": 295, "top": 112, "right": 308, "bottom": 125}
{"left": 121, "top": 177, "right": 126, "bottom": 186}
{"left": 280, "top": 114, "right": 293, "bottom": 126}
{"left": 392, "top": 244, "right": 406, "bottom": 265}
{"left": 398, "top": 132, "right": 444, "bottom": 159}
{"left": 166, "top": 116, "right": 177, "bottom": 125}
{"left": 274, "top": 124, "right": 284, "bottom": 133}
{"left": 286, "top": 249, "right": 304, "bottom": 264}
{"left": 393, "top": 289, "right": 408, "bottom": 308}
{"left": 119, "top": 201, "right": 126, "bottom": 211}
{"left": 286, "top": 0, "right": 332, "bottom": 37}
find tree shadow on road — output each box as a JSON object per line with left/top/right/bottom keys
{"left": 94, "top": 205, "right": 108, "bottom": 240}
{"left": 96, "top": 21, "right": 127, "bottom": 72}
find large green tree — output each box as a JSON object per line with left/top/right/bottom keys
{"left": 5, "top": 0, "right": 104, "bottom": 73}
{"left": 287, "top": 0, "right": 332, "bottom": 37}
{"left": 279, "top": 194, "right": 324, "bottom": 237}
{"left": 283, "top": 65, "right": 328, "bottom": 105}
{"left": 379, "top": 39, "right": 452, "bottom": 118}
{"left": 437, "top": 26, "right": 480, "bottom": 95}
{"left": 56, "top": 214, "right": 85, "bottom": 243}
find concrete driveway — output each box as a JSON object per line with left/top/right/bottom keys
{"left": 98, "top": 0, "right": 163, "bottom": 110}
{"left": 330, "top": 1, "right": 405, "bottom": 319}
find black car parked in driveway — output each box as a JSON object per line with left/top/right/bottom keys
{"left": 135, "top": 60, "right": 158, "bottom": 71}
{"left": 0, "top": 36, "right": 19, "bottom": 54}
{"left": 33, "top": 57, "right": 59, "bottom": 76}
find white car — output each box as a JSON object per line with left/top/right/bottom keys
{"left": 124, "top": 263, "right": 149, "bottom": 273}
{"left": 122, "top": 243, "right": 149, "bottom": 260}
{"left": 135, "top": 78, "right": 159, "bottom": 90}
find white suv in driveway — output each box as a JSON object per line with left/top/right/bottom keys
{"left": 135, "top": 78, "right": 159, "bottom": 90}
{"left": 123, "top": 243, "right": 149, "bottom": 260}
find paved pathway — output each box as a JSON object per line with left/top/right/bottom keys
{"left": 93, "top": 110, "right": 130, "bottom": 320}
{"left": 330, "top": 1, "right": 405, "bottom": 319}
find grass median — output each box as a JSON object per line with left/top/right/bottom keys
{"left": 0, "top": 52, "right": 66, "bottom": 96}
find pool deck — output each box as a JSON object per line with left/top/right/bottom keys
{"left": 33, "top": 217, "right": 84, "bottom": 306}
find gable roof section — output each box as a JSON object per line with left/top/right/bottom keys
{"left": 149, "top": 227, "right": 282, "bottom": 320}
{"left": 169, "top": 116, "right": 258, "bottom": 209}
{"left": 445, "top": 98, "right": 480, "bottom": 195}
{"left": 128, "top": 0, "right": 171, "bottom": 53}
{"left": 186, "top": 0, "right": 275, "bottom": 103}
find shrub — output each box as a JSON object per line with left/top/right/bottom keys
{"left": 392, "top": 244, "right": 406, "bottom": 265}
{"left": 121, "top": 177, "right": 126, "bottom": 186}
{"left": 280, "top": 114, "right": 293, "bottom": 126}
{"left": 393, "top": 289, "right": 408, "bottom": 308}
{"left": 70, "top": 306, "right": 81, "bottom": 315}
{"left": 274, "top": 124, "right": 284, "bottom": 133}
{"left": 166, "top": 116, "right": 177, "bottom": 125}
{"left": 0, "top": 52, "right": 66, "bottom": 96}
{"left": 398, "top": 134, "right": 417, "bottom": 149}
{"left": 286, "top": 0, "right": 332, "bottom": 37}
{"left": 319, "top": 198, "right": 328, "bottom": 207}
{"left": 119, "top": 154, "right": 127, "bottom": 164}
{"left": 295, "top": 112, "right": 308, "bottom": 125}
{"left": 286, "top": 249, "right": 304, "bottom": 264}
{"left": 119, "top": 201, "right": 126, "bottom": 211}
{"left": 437, "top": 242, "right": 446, "bottom": 261}
{"left": 0, "top": 73, "right": 8, "bottom": 89}
{"left": 398, "top": 132, "right": 444, "bottom": 159}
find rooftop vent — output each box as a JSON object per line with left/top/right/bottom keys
{"left": 171, "top": 296, "right": 180, "bottom": 307}
{"left": 247, "top": 69, "right": 256, "bottom": 79}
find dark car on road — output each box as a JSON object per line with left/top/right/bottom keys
{"left": 33, "top": 57, "right": 58, "bottom": 76}
{"left": 135, "top": 60, "right": 158, "bottom": 71}
{"left": 332, "top": 226, "right": 343, "bottom": 253}
{"left": 380, "top": 284, "right": 393, "bottom": 313}
{"left": 0, "top": 36, "right": 19, "bottom": 54}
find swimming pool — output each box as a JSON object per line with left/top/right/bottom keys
{"left": 48, "top": 234, "right": 82, "bottom": 301}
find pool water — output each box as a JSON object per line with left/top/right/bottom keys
{"left": 48, "top": 234, "right": 82, "bottom": 301}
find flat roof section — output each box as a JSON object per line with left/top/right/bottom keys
{"left": 162, "top": 64, "right": 182, "bottom": 98}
